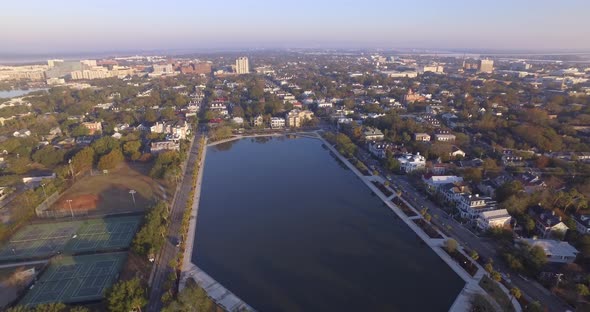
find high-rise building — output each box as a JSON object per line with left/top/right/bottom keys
{"left": 235, "top": 57, "right": 249, "bottom": 74}
{"left": 47, "top": 59, "right": 64, "bottom": 68}
{"left": 152, "top": 64, "right": 174, "bottom": 75}
{"left": 81, "top": 60, "right": 97, "bottom": 67}
{"left": 478, "top": 59, "right": 494, "bottom": 73}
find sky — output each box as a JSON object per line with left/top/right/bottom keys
{"left": 1, "top": 0, "right": 590, "bottom": 54}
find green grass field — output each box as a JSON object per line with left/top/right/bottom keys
{"left": 0, "top": 216, "right": 141, "bottom": 261}
{"left": 20, "top": 252, "right": 127, "bottom": 306}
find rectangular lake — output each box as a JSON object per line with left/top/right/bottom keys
{"left": 193, "top": 136, "right": 464, "bottom": 312}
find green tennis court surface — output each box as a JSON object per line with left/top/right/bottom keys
{"left": 0, "top": 216, "right": 141, "bottom": 261}
{"left": 20, "top": 252, "right": 127, "bottom": 306}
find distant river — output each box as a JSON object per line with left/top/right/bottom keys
{"left": 0, "top": 88, "right": 47, "bottom": 99}
{"left": 193, "top": 136, "right": 464, "bottom": 312}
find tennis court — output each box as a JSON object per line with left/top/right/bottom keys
{"left": 20, "top": 252, "right": 127, "bottom": 306}
{"left": 65, "top": 216, "right": 141, "bottom": 253}
{"left": 0, "top": 222, "right": 83, "bottom": 261}
{"left": 0, "top": 216, "right": 142, "bottom": 261}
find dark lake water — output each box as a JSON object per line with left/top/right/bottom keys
{"left": 193, "top": 136, "right": 464, "bottom": 312}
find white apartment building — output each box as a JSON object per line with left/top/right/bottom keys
{"left": 477, "top": 209, "right": 512, "bottom": 230}
{"left": 270, "top": 117, "right": 286, "bottom": 129}
{"left": 397, "top": 153, "right": 426, "bottom": 172}
{"left": 457, "top": 194, "right": 497, "bottom": 220}
{"left": 236, "top": 57, "right": 249, "bottom": 74}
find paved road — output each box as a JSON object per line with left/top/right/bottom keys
{"left": 147, "top": 133, "right": 202, "bottom": 312}
{"left": 390, "top": 174, "right": 571, "bottom": 312}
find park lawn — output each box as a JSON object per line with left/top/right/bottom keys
{"left": 479, "top": 275, "right": 515, "bottom": 312}
{"left": 50, "top": 162, "right": 173, "bottom": 215}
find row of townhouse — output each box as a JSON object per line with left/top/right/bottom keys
{"left": 150, "top": 120, "right": 191, "bottom": 141}
{"left": 414, "top": 131, "right": 456, "bottom": 142}
{"left": 425, "top": 176, "right": 509, "bottom": 230}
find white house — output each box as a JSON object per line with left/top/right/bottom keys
{"left": 450, "top": 146, "right": 466, "bottom": 158}
{"left": 423, "top": 175, "right": 464, "bottom": 192}
{"left": 363, "top": 127, "right": 384, "bottom": 141}
{"left": 270, "top": 117, "right": 286, "bottom": 129}
{"left": 457, "top": 194, "right": 497, "bottom": 220}
{"left": 520, "top": 238, "right": 579, "bottom": 264}
{"left": 368, "top": 142, "right": 394, "bottom": 159}
{"left": 414, "top": 133, "right": 431, "bottom": 142}
{"left": 434, "top": 133, "right": 456, "bottom": 142}
{"left": 397, "top": 153, "right": 426, "bottom": 173}
{"left": 13, "top": 129, "right": 31, "bottom": 138}
{"left": 477, "top": 209, "right": 512, "bottom": 230}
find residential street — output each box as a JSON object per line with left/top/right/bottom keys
{"left": 147, "top": 133, "right": 203, "bottom": 312}
{"left": 390, "top": 174, "right": 571, "bottom": 312}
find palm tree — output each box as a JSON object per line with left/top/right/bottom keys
{"left": 510, "top": 287, "right": 522, "bottom": 302}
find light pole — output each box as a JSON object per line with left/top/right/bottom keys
{"left": 129, "top": 190, "right": 136, "bottom": 208}
{"left": 68, "top": 159, "right": 75, "bottom": 180}
{"left": 66, "top": 199, "right": 74, "bottom": 218}
{"left": 40, "top": 183, "right": 47, "bottom": 199}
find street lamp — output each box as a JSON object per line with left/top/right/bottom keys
{"left": 129, "top": 190, "right": 137, "bottom": 208}
{"left": 66, "top": 199, "right": 74, "bottom": 218}
{"left": 40, "top": 183, "right": 47, "bottom": 199}
{"left": 68, "top": 159, "right": 75, "bottom": 180}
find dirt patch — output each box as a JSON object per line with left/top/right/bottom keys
{"left": 46, "top": 162, "right": 173, "bottom": 216}
{"left": 54, "top": 194, "right": 101, "bottom": 211}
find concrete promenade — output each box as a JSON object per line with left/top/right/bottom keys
{"left": 179, "top": 137, "right": 256, "bottom": 311}
{"left": 317, "top": 134, "right": 521, "bottom": 312}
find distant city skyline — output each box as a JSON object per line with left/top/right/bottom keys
{"left": 2, "top": 0, "right": 590, "bottom": 54}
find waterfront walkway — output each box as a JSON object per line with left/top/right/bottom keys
{"left": 317, "top": 134, "right": 521, "bottom": 312}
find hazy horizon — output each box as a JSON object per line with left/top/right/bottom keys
{"left": 2, "top": 0, "right": 590, "bottom": 55}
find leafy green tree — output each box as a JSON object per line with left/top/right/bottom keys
{"left": 150, "top": 151, "right": 181, "bottom": 180}
{"left": 484, "top": 262, "right": 494, "bottom": 274}
{"left": 34, "top": 302, "right": 66, "bottom": 312}
{"left": 210, "top": 126, "right": 232, "bottom": 141}
{"left": 495, "top": 181, "right": 524, "bottom": 202}
{"left": 504, "top": 253, "right": 524, "bottom": 272}
{"left": 6, "top": 306, "right": 30, "bottom": 312}
{"left": 107, "top": 278, "right": 147, "bottom": 312}
{"left": 161, "top": 107, "right": 176, "bottom": 120}
{"left": 123, "top": 140, "right": 142, "bottom": 161}
{"left": 162, "top": 280, "right": 213, "bottom": 312}
{"left": 577, "top": 283, "right": 590, "bottom": 297}
{"left": 383, "top": 151, "right": 400, "bottom": 172}
{"left": 91, "top": 136, "right": 120, "bottom": 156}
{"left": 98, "top": 148, "right": 124, "bottom": 170}
{"left": 491, "top": 271, "right": 502, "bottom": 282}
{"left": 528, "top": 245, "right": 547, "bottom": 271}
{"left": 510, "top": 287, "right": 522, "bottom": 301}
{"left": 69, "top": 307, "right": 90, "bottom": 312}
{"left": 71, "top": 147, "right": 95, "bottom": 173}
{"left": 32, "top": 146, "right": 66, "bottom": 168}
{"left": 524, "top": 301, "right": 543, "bottom": 312}
{"left": 132, "top": 201, "right": 169, "bottom": 257}
{"left": 71, "top": 125, "right": 90, "bottom": 137}
{"left": 445, "top": 238, "right": 458, "bottom": 253}
{"left": 470, "top": 250, "right": 479, "bottom": 261}
{"left": 144, "top": 109, "right": 158, "bottom": 123}
{"left": 7, "top": 157, "right": 33, "bottom": 174}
